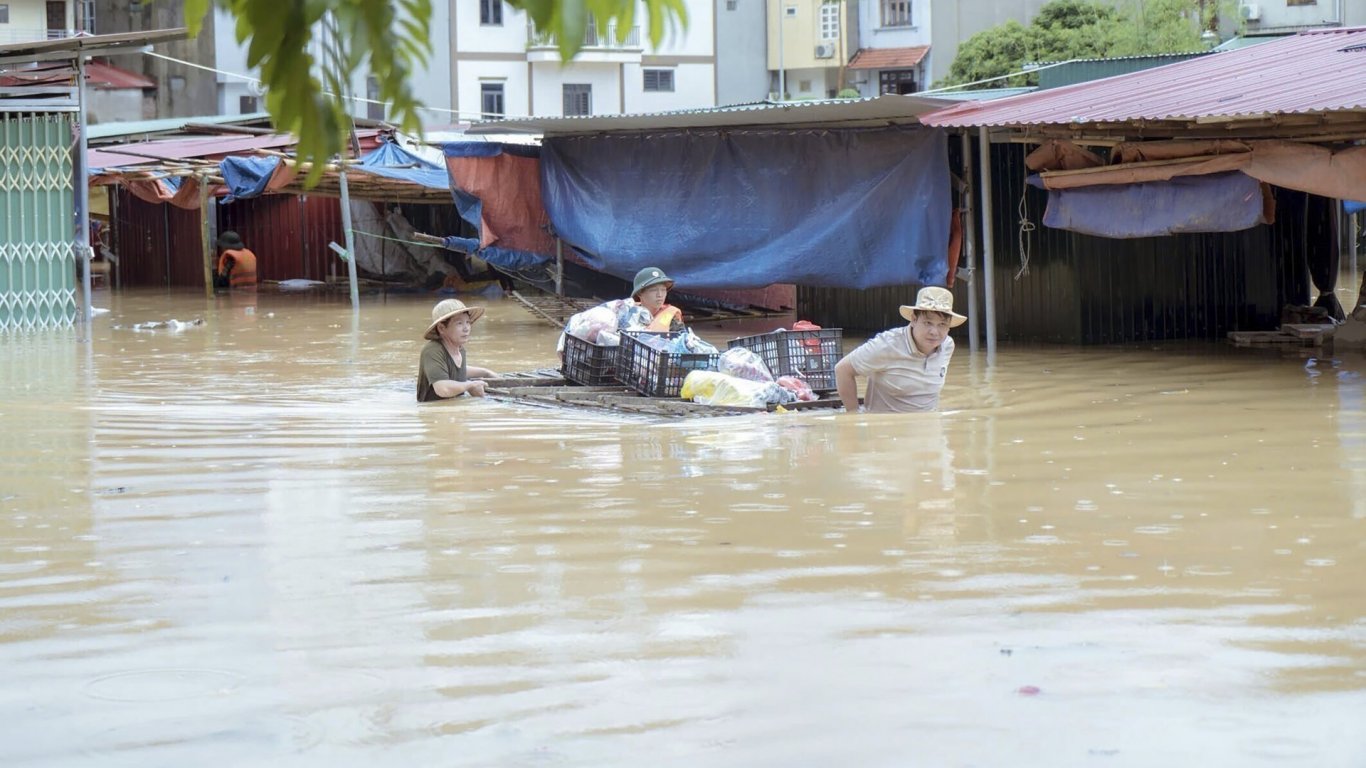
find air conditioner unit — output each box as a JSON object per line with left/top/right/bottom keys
{"left": 1240, "top": 3, "right": 1261, "bottom": 21}
{"left": 815, "top": 43, "right": 835, "bottom": 59}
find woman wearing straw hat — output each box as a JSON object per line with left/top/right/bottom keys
{"left": 214, "top": 231, "right": 257, "bottom": 291}
{"left": 834, "top": 286, "right": 965, "bottom": 413}
{"left": 417, "top": 298, "right": 500, "bottom": 402}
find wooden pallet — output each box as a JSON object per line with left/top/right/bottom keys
{"left": 482, "top": 370, "right": 843, "bottom": 418}
{"left": 509, "top": 291, "right": 603, "bottom": 328}
{"left": 1227, "top": 325, "right": 1334, "bottom": 347}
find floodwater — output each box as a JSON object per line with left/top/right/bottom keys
{"left": 2, "top": 287, "right": 1365, "bottom": 768}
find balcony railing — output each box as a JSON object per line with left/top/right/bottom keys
{"left": 527, "top": 21, "right": 641, "bottom": 50}
{"left": 0, "top": 28, "right": 79, "bottom": 44}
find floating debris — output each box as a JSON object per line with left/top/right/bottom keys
{"left": 128, "top": 318, "right": 205, "bottom": 333}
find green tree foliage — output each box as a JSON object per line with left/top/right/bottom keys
{"left": 940, "top": 0, "right": 1209, "bottom": 90}
{"left": 181, "top": 0, "right": 688, "bottom": 182}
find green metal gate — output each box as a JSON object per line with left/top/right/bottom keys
{"left": 0, "top": 113, "right": 76, "bottom": 332}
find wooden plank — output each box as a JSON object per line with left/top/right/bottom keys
{"left": 1228, "top": 331, "right": 1312, "bottom": 345}
{"left": 1280, "top": 323, "right": 1336, "bottom": 339}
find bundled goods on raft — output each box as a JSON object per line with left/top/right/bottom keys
{"left": 619, "top": 330, "right": 720, "bottom": 397}
{"left": 726, "top": 322, "right": 843, "bottom": 392}
{"left": 679, "top": 370, "right": 813, "bottom": 408}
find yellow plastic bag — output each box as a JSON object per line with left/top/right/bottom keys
{"left": 680, "top": 370, "right": 771, "bottom": 408}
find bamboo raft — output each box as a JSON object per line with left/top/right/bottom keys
{"left": 483, "top": 369, "right": 844, "bottom": 418}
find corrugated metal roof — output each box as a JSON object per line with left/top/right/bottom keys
{"left": 88, "top": 134, "right": 303, "bottom": 171}
{"left": 88, "top": 112, "right": 272, "bottom": 140}
{"left": 85, "top": 62, "right": 157, "bottom": 89}
{"left": 923, "top": 27, "right": 1366, "bottom": 129}
{"left": 0, "top": 60, "right": 155, "bottom": 89}
{"left": 467, "top": 94, "right": 955, "bottom": 136}
{"left": 847, "top": 46, "right": 930, "bottom": 71}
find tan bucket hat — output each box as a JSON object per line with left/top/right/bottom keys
{"left": 899, "top": 286, "right": 967, "bottom": 328}
{"left": 424, "top": 298, "right": 485, "bottom": 340}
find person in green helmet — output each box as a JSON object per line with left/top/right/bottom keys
{"left": 556, "top": 266, "right": 686, "bottom": 359}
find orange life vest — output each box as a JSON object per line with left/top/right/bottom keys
{"left": 645, "top": 304, "right": 683, "bottom": 332}
{"left": 217, "top": 248, "right": 258, "bottom": 289}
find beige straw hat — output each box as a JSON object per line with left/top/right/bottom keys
{"left": 898, "top": 286, "right": 967, "bottom": 328}
{"left": 424, "top": 298, "right": 485, "bottom": 340}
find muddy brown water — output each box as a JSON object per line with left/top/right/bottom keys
{"left": 2, "top": 288, "right": 1364, "bottom": 767}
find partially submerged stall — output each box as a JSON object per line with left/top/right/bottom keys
{"left": 921, "top": 26, "right": 1366, "bottom": 346}
{"left": 463, "top": 95, "right": 960, "bottom": 329}
{"left": 87, "top": 131, "right": 475, "bottom": 292}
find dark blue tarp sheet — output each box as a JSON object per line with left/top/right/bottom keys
{"left": 1347, "top": 200, "right": 1366, "bottom": 215}
{"left": 540, "top": 126, "right": 951, "bottom": 289}
{"left": 219, "top": 156, "right": 278, "bottom": 203}
{"left": 352, "top": 141, "right": 450, "bottom": 189}
{"left": 1034, "top": 172, "right": 1267, "bottom": 238}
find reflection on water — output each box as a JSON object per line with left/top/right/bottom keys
{"left": 1, "top": 288, "right": 1364, "bottom": 767}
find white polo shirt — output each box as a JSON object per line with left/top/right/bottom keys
{"left": 845, "top": 326, "right": 954, "bottom": 413}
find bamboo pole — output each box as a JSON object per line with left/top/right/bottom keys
{"left": 199, "top": 173, "right": 213, "bottom": 298}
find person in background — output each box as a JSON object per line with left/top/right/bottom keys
{"left": 418, "top": 298, "right": 500, "bottom": 402}
{"left": 214, "top": 231, "right": 258, "bottom": 290}
{"left": 556, "top": 266, "right": 686, "bottom": 359}
{"left": 834, "top": 286, "right": 965, "bottom": 413}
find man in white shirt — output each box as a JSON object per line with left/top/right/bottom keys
{"left": 834, "top": 286, "right": 966, "bottom": 413}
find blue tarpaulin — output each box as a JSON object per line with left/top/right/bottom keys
{"left": 441, "top": 142, "right": 556, "bottom": 273}
{"left": 219, "top": 156, "right": 279, "bottom": 203}
{"left": 1033, "top": 172, "right": 1267, "bottom": 238}
{"left": 352, "top": 141, "right": 451, "bottom": 189}
{"left": 1347, "top": 200, "right": 1366, "bottom": 215}
{"left": 539, "top": 126, "right": 951, "bottom": 289}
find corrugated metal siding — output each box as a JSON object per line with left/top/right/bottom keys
{"left": 112, "top": 187, "right": 205, "bottom": 288}
{"left": 983, "top": 142, "right": 1308, "bottom": 344}
{"left": 798, "top": 141, "right": 1312, "bottom": 343}
{"left": 1037, "top": 54, "right": 1208, "bottom": 90}
{"left": 798, "top": 284, "right": 970, "bottom": 334}
{"left": 217, "top": 195, "right": 345, "bottom": 282}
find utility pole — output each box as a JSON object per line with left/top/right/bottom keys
{"left": 776, "top": 0, "right": 786, "bottom": 100}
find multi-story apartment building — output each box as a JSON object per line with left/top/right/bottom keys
{"left": 216, "top": 0, "right": 742, "bottom": 123}
{"left": 767, "top": 0, "right": 859, "bottom": 99}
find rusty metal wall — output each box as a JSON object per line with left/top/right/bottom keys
{"left": 982, "top": 142, "right": 1309, "bottom": 344}
{"left": 111, "top": 187, "right": 206, "bottom": 289}
{"left": 799, "top": 140, "right": 1311, "bottom": 343}
{"left": 216, "top": 195, "right": 344, "bottom": 282}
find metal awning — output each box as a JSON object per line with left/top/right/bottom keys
{"left": 466, "top": 93, "right": 956, "bottom": 137}
{"left": 0, "top": 29, "right": 188, "bottom": 65}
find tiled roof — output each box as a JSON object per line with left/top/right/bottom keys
{"left": 847, "top": 46, "right": 930, "bottom": 71}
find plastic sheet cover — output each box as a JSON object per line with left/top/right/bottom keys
{"left": 1034, "top": 171, "right": 1268, "bottom": 238}
{"left": 443, "top": 143, "right": 557, "bottom": 271}
{"left": 540, "top": 126, "right": 951, "bottom": 289}
{"left": 219, "top": 156, "right": 281, "bottom": 203}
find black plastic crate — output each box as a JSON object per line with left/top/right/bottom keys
{"left": 561, "top": 333, "right": 619, "bottom": 386}
{"left": 726, "top": 328, "right": 843, "bottom": 391}
{"left": 618, "top": 331, "right": 719, "bottom": 398}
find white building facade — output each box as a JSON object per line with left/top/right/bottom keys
{"left": 0, "top": 0, "right": 80, "bottom": 44}
{"left": 214, "top": 0, "right": 722, "bottom": 123}
{"left": 451, "top": 0, "right": 718, "bottom": 122}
